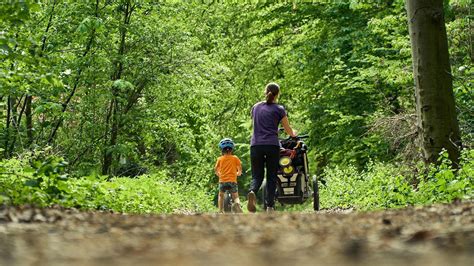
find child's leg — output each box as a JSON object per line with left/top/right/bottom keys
{"left": 231, "top": 192, "right": 240, "bottom": 204}
{"left": 218, "top": 191, "right": 225, "bottom": 212}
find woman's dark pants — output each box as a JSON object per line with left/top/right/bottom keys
{"left": 250, "top": 145, "right": 280, "bottom": 208}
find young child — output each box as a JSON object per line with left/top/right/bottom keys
{"left": 214, "top": 138, "right": 243, "bottom": 213}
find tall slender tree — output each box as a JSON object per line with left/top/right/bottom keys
{"left": 102, "top": 0, "right": 135, "bottom": 175}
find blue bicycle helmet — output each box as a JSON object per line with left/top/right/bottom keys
{"left": 219, "top": 138, "right": 235, "bottom": 150}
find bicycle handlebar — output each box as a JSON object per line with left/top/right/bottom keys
{"left": 279, "top": 134, "right": 309, "bottom": 141}
{"left": 278, "top": 128, "right": 309, "bottom": 139}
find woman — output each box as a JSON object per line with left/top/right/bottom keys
{"left": 247, "top": 82, "right": 296, "bottom": 212}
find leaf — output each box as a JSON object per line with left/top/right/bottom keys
{"left": 77, "top": 18, "right": 91, "bottom": 33}
{"left": 23, "top": 167, "right": 35, "bottom": 173}
{"left": 25, "top": 179, "right": 40, "bottom": 187}
{"left": 113, "top": 79, "right": 134, "bottom": 91}
{"left": 0, "top": 44, "right": 11, "bottom": 55}
{"left": 56, "top": 181, "right": 70, "bottom": 192}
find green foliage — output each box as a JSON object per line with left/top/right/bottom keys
{"left": 0, "top": 1, "right": 472, "bottom": 213}
{"left": 414, "top": 150, "right": 474, "bottom": 204}
{"left": 0, "top": 156, "right": 213, "bottom": 213}
{"left": 316, "top": 149, "right": 473, "bottom": 210}
{"left": 319, "top": 163, "right": 415, "bottom": 210}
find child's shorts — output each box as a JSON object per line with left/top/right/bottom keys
{"left": 219, "top": 182, "right": 238, "bottom": 193}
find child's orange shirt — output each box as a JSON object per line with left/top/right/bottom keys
{"left": 214, "top": 154, "right": 242, "bottom": 183}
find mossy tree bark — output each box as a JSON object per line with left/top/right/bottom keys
{"left": 406, "top": 0, "right": 461, "bottom": 165}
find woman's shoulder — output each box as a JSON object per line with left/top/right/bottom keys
{"left": 252, "top": 102, "right": 285, "bottom": 113}
{"left": 275, "top": 103, "right": 285, "bottom": 109}
{"left": 273, "top": 103, "right": 286, "bottom": 112}
{"left": 252, "top": 101, "right": 265, "bottom": 108}
{"left": 253, "top": 101, "right": 285, "bottom": 108}
{"left": 274, "top": 104, "right": 287, "bottom": 117}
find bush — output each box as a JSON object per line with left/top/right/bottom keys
{"left": 414, "top": 149, "right": 474, "bottom": 204}
{"left": 318, "top": 163, "right": 412, "bottom": 210}
{"left": 318, "top": 149, "right": 473, "bottom": 210}
{"left": 279, "top": 149, "right": 473, "bottom": 212}
{"left": 1, "top": 150, "right": 472, "bottom": 213}
{"left": 0, "top": 156, "right": 213, "bottom": 214}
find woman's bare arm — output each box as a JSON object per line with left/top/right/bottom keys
{"left": 281, "top": 116, "right": 296, "bottom": 137}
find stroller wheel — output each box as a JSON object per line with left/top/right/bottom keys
{"left": 313, "top": 175, "right": 320, "bottom": 211}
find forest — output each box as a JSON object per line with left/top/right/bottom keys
{"left": 0, "top": 0, "right": 472, "bottom": 213}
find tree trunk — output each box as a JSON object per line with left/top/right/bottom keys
{"left": 3, "top": 35, "right": 20, "bottom": 158}
{"left": 3, "top": 97, "right": 12, "bottom": 158}
{"left": 48, "top": 0, "right": 100, "bottom": 145}
{"left": 8, "top": 96, "right": 27, "bottom": 155}
{"left": 102, "top": 1, "right": 134, "bottom": 175}
{"left": 102, "top": 99, "right": 119, "bottom": 175}
{"left": 26, "top": 0, "right": 57, "bottom": 147}
{"left": 25, "top": 95, "right": 33, "bottom": 146}
{"left": 406, "top": 0, "right": 461, "bottom": 165}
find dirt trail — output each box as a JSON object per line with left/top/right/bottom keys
{"left": 0, "top": 202, "right": 473, "bottom": 266}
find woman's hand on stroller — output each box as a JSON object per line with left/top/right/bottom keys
{"left": 281, "top": 116, "right": 297, "bottom": 138}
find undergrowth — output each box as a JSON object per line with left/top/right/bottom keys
{"left": 0, "top": 156, "right": 213, "bottom": 214}
{"left": 284, "top": 149, "right": 473, "bottom": 212}
{"left": 1, "top": 150, "right": 472, "bottom": 214}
